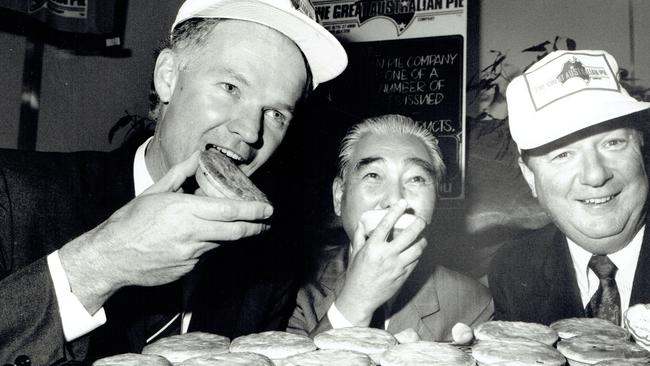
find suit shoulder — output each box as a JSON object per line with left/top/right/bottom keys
{"left": 434, "top": 266, "right": 490, "bottom": 298}
{"left": 0, "top": 148, "right": 115, "bottom": 177}
{"left": 488, "top": 224, "right": 562, "bottom": 283}
{"left": 492, "top": 224, "right": 559, "bottom": 262}
{"left": 432, "top": 266, "right": 494, "bottom": 323}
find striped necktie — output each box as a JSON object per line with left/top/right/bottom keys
{"left": 584, "top": 255, "right": 621, "bottom": 325}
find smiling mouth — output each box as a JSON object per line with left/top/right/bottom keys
{"left": 579, "top": 194, "right": 617, "bottom": 205}
{"left": 206, "top": 144, "right": 244, "bottom": 164}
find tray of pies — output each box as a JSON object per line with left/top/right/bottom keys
{"left": 92, "top": 306, "right": 650, "bottom": 365}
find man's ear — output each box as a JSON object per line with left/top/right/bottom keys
{"left": 518, "top": 157, "right": 538, "bottom": 198}
{"left": 332, "top": 177, "right": 344, "bottom": 217}
{"left": 153, "top": 49, "right": 179, "bottom": 104}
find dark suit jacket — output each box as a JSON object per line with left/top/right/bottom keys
{"left": 488, "top": 222, "right": 650, "bottom": 325}
{"left": 288, "top": 244, "right": 494, "bottom": 340}
{"left": 0, "top": 146, "right": 296, "bottom": 365}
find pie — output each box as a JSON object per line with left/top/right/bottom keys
{"left": 549, "top": 317, "right": 628, "bottom": 340}
{"left": 141, "top": 332, "right": 230, "bottom": 363}
{"left": 92, "top": 353, "right": 172, "bottom": 366}
{"left": 471, "top": 339, "right": 566, "bottom": 365}
{"left": 283, "top": 349, "right": 375, "bottom": 366}
{"left": 380, "top": 341, "right": 475, "bottom": 366}
{"left": 360, "top": 209, "right": 417, "bottom": 236}
{"left": 393, "top": 328, "right": 420, "bottom": 344}
{"left": 177, "top": 352, "right": 273, "bottom": 366}
{"left": 556, "top": 334, "right": 650, "bottom": 365}
{"left": 196, "top": 149, "right": 269, "bottom": 203}
{"left": 480, "top": 362, "right": 552, "bottom": 366}
{"left": 624, "top": 303, "right": 650, "bottom": 351}
{"left": 474, "top": 320, "right": 558, "bottom": 345}
{"left": 593, "top": 359, "right": 650, "bottom": 365}
{"left": 229, "top": 331, "right": 316, "bottom": 360}
{"left": 313, "top": 327, "right": 397, "bottom": 364}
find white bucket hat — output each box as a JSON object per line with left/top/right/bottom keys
{"left": 506, "top": 50, "right": 650, "bottom": 150}
{"left": 171, "top": 0, "right": 348, "bottom": 90}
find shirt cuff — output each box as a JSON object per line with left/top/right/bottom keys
{"left": 47, "top": 251, "right": 107, "bottom": 342}
{"left": 327, "top": 302, "right": 355, "bottom": 329}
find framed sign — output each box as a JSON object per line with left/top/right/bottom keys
{"left": 313, "top": 0, "right": 467, "bottom": 201}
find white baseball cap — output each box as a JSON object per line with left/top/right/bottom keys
{"left": 506, "top": 50, "right": 650, "bottom": 150}
{"left": 171, "top": 0, "right": 348, "bottom": 90}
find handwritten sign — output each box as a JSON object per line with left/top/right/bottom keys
{"left": 329, "top": 35, "right": 464, "bottom": 199}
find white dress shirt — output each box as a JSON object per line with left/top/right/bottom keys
{"left": 47, "top": 138, "right": 153, "bottom": 341}
{"left": 567, "top": 225, "right": 644, "bottom": 326}
{"left": 328, "top": 302, "right": 392, "bottom": 330}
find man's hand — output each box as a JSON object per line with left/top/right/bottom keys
{"left": 59, "top": 151, "right": 273, "bottom": 314}
{"left": 335, "top": 199, "right": 427, "bottom": 326}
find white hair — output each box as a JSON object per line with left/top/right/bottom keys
{"left": 336, "top": 114, "right": 446, "bottom": 186}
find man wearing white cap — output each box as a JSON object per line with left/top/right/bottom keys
{"left": 488, "top": 50, "right": 650, "bottom": 326}
{"left": 0, "top": 0, "right": 346, "bottom": 363}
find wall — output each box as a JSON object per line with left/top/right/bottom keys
{"left": 0, "top": 0, "right": 183, "bottom": 152}
{"left": 478, "top": 0, "right": 649, "bottom": 118}
{"left": 0, "top": 0, "right": 647, "bottom": 152}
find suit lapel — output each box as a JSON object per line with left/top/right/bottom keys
{"left": 315, "top": 246, "right": 348, "bottom": 320}
{"left": 386, "top": 266, "right": 440, "bottom": 339}
{"left": 541, "top": 229, "right": 585, "bottom": 321}
{"left": 76, "top": 144, "right": 137, "bottom": 231}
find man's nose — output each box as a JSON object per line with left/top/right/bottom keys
{"left": 579, "top": 152, "right": 612, "bottom": 187}
{"left": 228, "top": 109, "right": 262, "bottom": 144}
{"left": 379, "top": 183, "right": 404, "bottom": 209}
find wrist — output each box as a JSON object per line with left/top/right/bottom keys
{"left": 59, "top": 230, "right": 122, "bottom": 314}
{"left": 334, "top": 292, "right": 375, "bottom": 326}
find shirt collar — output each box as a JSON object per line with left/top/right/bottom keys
{"left": 567, "top": 225, "right": 645, "bottom": 279}
{"left": 133, "top": 137, "right": 155, "bottom": 196}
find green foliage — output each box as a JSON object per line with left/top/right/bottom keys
{"left": 466, "top": 36, "right": 576, "bottom": 159}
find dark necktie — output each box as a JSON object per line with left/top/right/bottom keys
{"left": 584, "top": 255, "right": 621, "bottom": 325}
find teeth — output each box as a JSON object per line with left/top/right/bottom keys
{"left": 206, "top": 144, "right": 243, "bottom": 162}
{"left": 582, "top": 196, "right": 613, "bottom": 204}
{"left": 217, "top": 147, "right": 243, "bottom": 161}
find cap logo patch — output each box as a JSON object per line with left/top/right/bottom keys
{"left": 523, "top": 52, "right": 621, "bottom": 111}
{"left": 557, "top": 57, "right": 590, "bottom": 84}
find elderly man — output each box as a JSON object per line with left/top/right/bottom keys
{"left": 489, "top": 50, "right": 650, "bottom": 326}
{"left": 288, "top": 114, "right": 493, "bottom": 340}
{"left": 0, "top": 0, "right": 346, "bottom": 363}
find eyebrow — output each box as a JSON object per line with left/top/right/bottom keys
{"left": 353, "top": 157, "right": 384, "bottom": 173}
{"left": 352, "top": 156, "right": 437, "bottom": 177}
{"left": 222, "top": 67, "right": 250, "bottom": 88}
{"left": 405, "top": 157, "right": 437, "bottom": 177}
{"left": 220, "top": 67, "right": 296, "bottom": 113}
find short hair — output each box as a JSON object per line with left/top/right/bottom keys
{"left": 336, "top": 114, "right": 446, "bottom": 187}
{"left": 148, "top": 18, "right": 313, "bottom": 122}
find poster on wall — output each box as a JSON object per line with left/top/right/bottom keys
{"left": 0, "top": 0, "right": 122, "bottom": 34}
{"left": 314, "top": 0, "right": 467, "bottom": 201}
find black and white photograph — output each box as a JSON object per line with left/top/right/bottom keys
{"left": 1, "top": 0, "right": 650, "bottom": 365}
